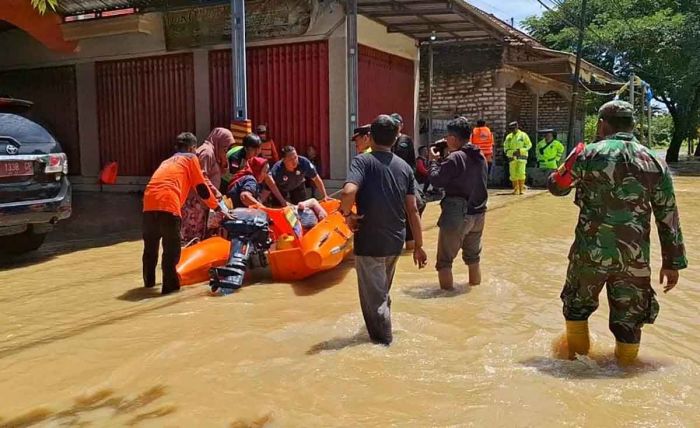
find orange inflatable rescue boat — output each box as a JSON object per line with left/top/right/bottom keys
{"left": 176, "top": 199, "right": 353, "bottom": 287}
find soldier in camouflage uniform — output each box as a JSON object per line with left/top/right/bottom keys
{"left": 548, "top": 100, "right": 687, "bottom": 366}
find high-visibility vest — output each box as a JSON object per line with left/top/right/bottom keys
{"left": 470, "top": 126, "right": 494, "bottom": 158}
{"left": 504, "top": 130, "right": 532, "bottom": 159}
{"left": 221, "top": 146, "right": 245, "bottom": 187}
{"left": 536, "top": 139, "right": 565, "bottom": 169}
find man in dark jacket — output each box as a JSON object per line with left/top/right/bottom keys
{"left": 391, "top": 113, "right": 416, "bottom": 171}
{"left": 428, "top": 117, "right": 488, "bottom": 290}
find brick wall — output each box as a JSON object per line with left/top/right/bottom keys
{"left": 419, "top": 70, "right": 506, "bottom": 137}
{"left": 418, "top": 43, "right": 507, "bottom": 149}
{"left": 506, "top": 83, "right": 536, "bottom": 138}
{"left": 537, "top": 91, "right": 570, "bottom": 140}
{"left": 417, "top": 43, "right": 587, "bottom": 163}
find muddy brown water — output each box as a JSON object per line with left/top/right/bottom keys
{"left": 1, "top": 181, "right": 698, "bottom": 427}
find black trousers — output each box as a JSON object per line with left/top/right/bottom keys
{"left": 142, "top": 211, "right": 182, "bottom": 294}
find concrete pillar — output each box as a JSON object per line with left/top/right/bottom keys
{"left": 193, "top": 50, "right": 211, "bottom": 141}
{"left": 413, "top": 49, "right": 421, "bottom": 144}
{"left": 76, "top": 62, "right": 99, "bottom": 178}
{"left": 328, "top": 21, "right": 349, "bottom": 182}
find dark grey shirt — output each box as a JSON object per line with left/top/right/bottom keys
{"left": 346, "top": 151, "right": 415, "bottom": 257}
{"left": 429, "top": 144, "right": 488, "bottom": 215}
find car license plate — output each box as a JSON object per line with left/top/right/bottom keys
{"left": 0, "top": 161, "right": 33, "bottom": 177}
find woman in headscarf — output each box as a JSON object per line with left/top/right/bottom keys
{"left": 180, "top": 128, "right": 235, "bottom": 244}
{"left": 226, "top": 156, "right": 270, "bottom": 208}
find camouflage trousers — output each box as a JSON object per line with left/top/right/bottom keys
{"left": 561, "top": 263, "right": 659, "bottom": 344}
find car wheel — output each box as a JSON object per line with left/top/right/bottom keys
{"left": 2, "top": 231, "right": 47, "bottom": 254}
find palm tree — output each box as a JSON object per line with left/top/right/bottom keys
{"left": 31, "top": 0, "right": 58, "bottom": 14}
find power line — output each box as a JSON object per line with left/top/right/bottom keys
{"left": 469, "top": 0, "right": 511, "bottom": 20}
{"left": 577, "top": 78, "right": 621, "bottom": 96}
{"left": 534, "top": 0, "right": 577, "bottom": 28}
{"left": 533, "top": 0, "right": 660, "bottom": 83}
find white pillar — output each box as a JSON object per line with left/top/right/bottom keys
{"left": 193, "top": 50, "right": 211, "bottom": 141}
{"left": 328, "top": 21, "right": 349, "bottom": 182}
{"left": 413, "top": 48, "right": 421, "bottom": 145}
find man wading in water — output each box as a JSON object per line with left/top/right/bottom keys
{"left": 340, "top": 115, "right": 427, "bottom": 345}
{"left": 428, "top": 117, "right": 488, "bottom": 290}
{"left": 549, "top": 100, "right": 687, "bottom": 366}
{"left": 142, "top": 133, "right": 224, "bottom": 295}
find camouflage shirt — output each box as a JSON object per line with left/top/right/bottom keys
{"left": 549, "top": 132, "right": 687, "bottom": 276}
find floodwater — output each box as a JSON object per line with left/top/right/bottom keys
{"left": 1, "top": 179, "right": 698, "bottom": 427}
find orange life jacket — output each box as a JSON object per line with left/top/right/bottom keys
{"left": 470, "top": 126, "right": 494, "bottom": 159}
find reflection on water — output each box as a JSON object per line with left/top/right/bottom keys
{"left": 0, "top": 386, "right": 175, "bottom": 427}
{"left": 0, "top": 178, "right": 698, "bottom": 426}
{"left": 402, "top": 284, "right": 472, "bottom": 299}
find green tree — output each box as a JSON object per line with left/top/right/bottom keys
{"left": 524, "top": 0, "right": 700, "bottom": 162}
{"left": 31, "top": 0, "right": 57, "bottom": 14}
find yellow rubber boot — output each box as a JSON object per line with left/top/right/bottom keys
{"left": 615, "top": 342, "right": 639, "bottom": 367}
{"left": 565, "top": 320, "right": 590, "bottom": 359}
{"left": 512, "top": 181, "right": 519, "bottom": 195}
{"left": 520, "top": 180, "right": 527, "bottom": 194}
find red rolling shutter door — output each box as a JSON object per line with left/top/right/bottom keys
{"left": 358, "top": 45, "right": 415, "bottom": 138}
{"left": 96, "top": 53, "right": 195, "bottom": 176}
{"left": 209, "top": 41, "right": 330, "bottom": 177}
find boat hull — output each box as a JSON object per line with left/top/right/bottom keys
{"left": 176, "top": 199, "right": 353, "bottom": 286}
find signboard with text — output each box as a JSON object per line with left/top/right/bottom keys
{"left": 163, "top": 0, "right": 313, "bottom": 50}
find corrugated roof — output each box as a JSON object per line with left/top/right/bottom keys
{"left": 357, "top": 0, "right": 541, "bottom": 45}
{"left": 55, "top": 0, "right": 225, "bottom": 15}
{"left": 357, "top": 0, "right": 618, "bottom": 85}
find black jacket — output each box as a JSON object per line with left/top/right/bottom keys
{"left": 428, "top": 144, "right": 488, "bottom": 214}
{"left": 393, "top": 134, "right": 416, "bottom": 170}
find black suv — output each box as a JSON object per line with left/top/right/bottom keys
{"left": 0, "top": 98, "right": 72, "bottom": 254}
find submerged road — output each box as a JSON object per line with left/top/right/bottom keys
{"left": 1, "top": 182, "right": 698, "bottom": 427}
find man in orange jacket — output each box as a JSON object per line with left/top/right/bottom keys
{"left": 470, "top": 119, "right": 494, "bottom": 174}
{"left": 255, "top": 124, "right": 280, "bottom": 165}
{"left": 142, "top": 132, "right": 222, "bottom": 294}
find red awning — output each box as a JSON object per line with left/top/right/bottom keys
{"left": 0, "top": 0, "right": 77, "bottom": 53}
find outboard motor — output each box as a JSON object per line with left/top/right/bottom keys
{"left": 209, "top": 208, "right": 272, "bottom": 293}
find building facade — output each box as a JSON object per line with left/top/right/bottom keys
{"left": 0, "top": 0, "right": 419, "bottom": 191}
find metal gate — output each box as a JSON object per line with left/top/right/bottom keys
{"left": 209, "top": 41, "right": 330, "bottom": 177}
{"left": 0, "top": 66, "right": 80, "bottom": 175}
{"left": 96, "top": 53, "right": 195, "bottom": 176}
{"left": 359, "top": 45, "right": 415, "bottom": 138}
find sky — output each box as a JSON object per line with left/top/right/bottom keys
{"left": 468, "top": 0, "right": 545, "bottom": 30}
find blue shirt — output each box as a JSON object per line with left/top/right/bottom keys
{"left": 270, "top": 156, "right": 318, "bottom": 193}
{"left": 227, "top": 175, "right": 259, "bottom": 208}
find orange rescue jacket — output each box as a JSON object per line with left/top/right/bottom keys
{"left": 143, "top": 153, "right": 218, "bottom": 217}
{"left": 260, "top": 140, "right": 279, "bottom": 163}
{"left": 470, "top": 126, "right": 494, "bottom": 159}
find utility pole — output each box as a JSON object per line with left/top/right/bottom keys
{"left": 647, "top": 83, "right": 653, "bottom": 147}
{"left": 428, "top": 40, "right": 434, "bottom": 145}
{"left": 347, "top": 0, "right": 359, "bottom": 169}
{"left": 566, "top": 0, "right": 588, "bottom": 152}
{"left": 640, "top": 80, "right": 646, "bottom": 146}
{"left": 629, "top": 72, "right": 635, "bottom": 108}
{"left": 230, "top": 0, "right": 250, "bottom": 141}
